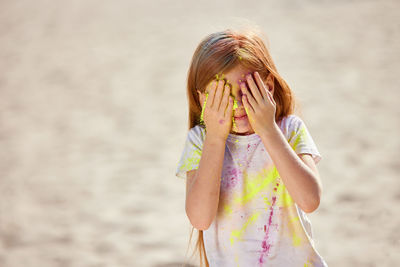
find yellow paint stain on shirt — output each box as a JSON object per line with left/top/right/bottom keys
{"left": 233, "top": 166, "right": 279, "bottom": 206}
{"left": 224, "top": 204, "right": 233, "bottom": 215}
{"left": 234, "top": 253, "right": 240, "bottom": 266}
{"left": 290, "top": 125, "right": 307, "bottom": 151}
{"left": 230, "top": 211, "right": 260, "bottom": 245}
{"left": 264, "top": 196, "right": 271, "bottom": 206}
{"left": 287, "top": 215, "right": 302, "bottom": 247}
{"left": 275, "top": 181, "right": 295, "bottom": 207}
{"left": 290, "top": 215, "right": 300, "bottom": 223}
{"left": 180, "top": 149, "right": 201, "bottom": 171}
{"left": 292, "top": 232, "right": 302, "bottom": 247}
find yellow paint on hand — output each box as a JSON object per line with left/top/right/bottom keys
{"left": 215, "top": 73, "right": 226, "bottom": 81}
{"left": 200, "top": 92, "right": 208, "bottom": 125}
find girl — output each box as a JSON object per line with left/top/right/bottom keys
{"left": 175, "top": 28, "right": 328, "bottom": 267}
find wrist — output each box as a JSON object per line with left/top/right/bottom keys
{"left": 259, "top": 122, "right": 280, "bottom": 139}
{"left": 205, "top": 132, "right": 227, "bottom": 145}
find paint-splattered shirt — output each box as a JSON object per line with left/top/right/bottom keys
{"left": 175, "top": 114, "right": 328, "bottom": 267}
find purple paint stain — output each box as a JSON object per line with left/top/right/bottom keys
{"left": 219, "top": 119, "right": 224, "bottom": 124}
{"left": 258, "top": 196, "right": 277, "bottom": 265}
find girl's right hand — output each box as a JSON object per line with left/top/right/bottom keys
{"left": 199, "top": 79, "right": 234, "bottom": 141}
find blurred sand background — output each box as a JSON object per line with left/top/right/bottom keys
{"left": 0, "top": 0, "right": 399, "bottom": 266}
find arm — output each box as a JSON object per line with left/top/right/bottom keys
{"left": 260, "top": 124, "right": 323, "bottom": 213}
{"left": 185, "top": 78, "right": 234, "bottom": 230}
{"left": 185, "top": 135, "right": 226, "bottom": 230}
{"left": 239, "top": 71, "right": 322, "bottom": 213}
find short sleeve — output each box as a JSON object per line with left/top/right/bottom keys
{"left": 286, "top": 115, "right": 322, "bottom": 164}
{"left": 175, "top": 125, "right": 205, "bottom": 179}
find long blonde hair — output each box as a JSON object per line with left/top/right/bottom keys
{"left": 183, "top": 27, "right": 299, "bottom": 267}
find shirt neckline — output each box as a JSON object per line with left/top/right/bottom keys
{"left": 227, "top": 132, "right": 260, "bottom": 143}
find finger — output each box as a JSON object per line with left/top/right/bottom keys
{"left": 218, "top": 84, "right": 230, "bottom": 113}
{"left": 212, "top": 79, "right": 225, "bottom": 109}
{"left": 245, "top": 73, "right": 263, "bottom": 104}
{"left": 225, "top": 96, "right": 234, "bottom": 118}
{"left": 254, "top": 71, "right": 269, "bottom": 100}
{"left": 240, "top": 82, "right": 257, "bottom": 109}
{"left": 266, "top": 89, "right": 276, "bottom": 105}
{"left": 242, "top": 94, "right": 254, "bottom": 114}
{"left": 206, "top": 80, "right": 217, "bottom": 108}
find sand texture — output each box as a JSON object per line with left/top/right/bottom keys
{"left": 0, "top": 0, "right": 399, "bottom": 266}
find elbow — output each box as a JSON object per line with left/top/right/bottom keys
{"left": 185, "top": 205, "right": 212, "bottom": 230}
{"left": 302, "top": 186, "right": 322, "bottom": 214}
{"left": 302, "top": 198, "right": 320, "bottom": 213}
{"left": 186, "top": 215, "right": 212, "bottom": 231}
{"left": 191, "top": 220, "right": 211, "bottom": 231}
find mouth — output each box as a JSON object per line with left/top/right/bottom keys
{"left": 234, "top": 114, "right": 247, "bottom": 120}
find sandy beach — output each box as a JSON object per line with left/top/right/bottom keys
{"left": 0, "top": 0, "right": 399, "bottom": 266}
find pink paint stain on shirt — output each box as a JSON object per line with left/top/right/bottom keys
{"left": 221, "top": 167, "right": 240, "bottom": 189}
{"left": 219, "top": 119, "right": 225, "bottom": 124}
{"left": 258, "top": 196, "right": 277, "bottom": 265}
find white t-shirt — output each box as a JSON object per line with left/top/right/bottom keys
{"left": 175, "top": 114, "right": 328, "bottom": 267}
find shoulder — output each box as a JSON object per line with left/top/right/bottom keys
{"left": 189, "top": 124, "right": 206, "bottom": 137}
{"left": 187, "top": 124, "right": 206, "bottom": 145}
{"left": 279, "top": 114, "right": 305, "bottom": 131}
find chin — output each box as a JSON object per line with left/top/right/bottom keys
{"left": 230, "top": 122, "right": 254, "bottom": 135}
{"left": 229, "top": 115, "right": 255, "bottom": 135}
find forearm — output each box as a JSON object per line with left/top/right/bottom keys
{"left": 260, "top": 124, "right": 321, "bottom": 212}
{"left": 186, "top": 134, "right": 225, "bottom": 229}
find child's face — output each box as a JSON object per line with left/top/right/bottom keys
{"left": 199, "top": 64, "right": 274, "bottom": 136}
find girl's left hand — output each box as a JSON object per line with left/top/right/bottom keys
{"left": 240, "top": 71, "right": 277, "bottom": 136}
